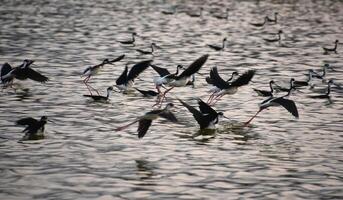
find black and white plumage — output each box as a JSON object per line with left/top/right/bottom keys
{"left": 207, "top": 67, "right": 255, "bottom": 105}
{"left": 1, "top": 60, "right": 48, "bottom": 85}
{"left": 309, "top": 79, "right": 334, "bottom": 99}
{"left": 250, "top": 16, "right": 268, "bottom": 27}
{"left": 115, "top": 60, "right": 152, "bottom": 92}
{"left": 213, "top": 8, "right": 229, "bottom": 20}
{"left": 83, "top": 86, "right": 113, "bottom": 101}
{"left": 207, "top": 38, "right": 227, "bottom": 51}
{"left": 136, "top": 43, "right": 157, "bottom": 55}
{"left": 322, "top": 40, "right": 339, "bottom": 54}
{"left": 245, "top": 90, "right": 299, "bottom": 125}
{"left": 155, "top": 54, "right": 209, "bottom": 106}
{"left": 16, "top": 116, "right": 49, "bottom": 140}
{"left": 310, "top": 64, "right": 333, "bottom": 80}
{"left": 206, "top": 71, "right": 239, "bottom": 100}
{"left": 266, "top": 12, "right": 278, "bottom": 24}
{"left": 134, "top": 88, "right": 159, "bottom": 97}
{"left": 151, "top": 64, "right": 184, "bottom": 92}
{"left": 263, "top": 30, "right": 283, "bottom": 43}
{"left": 115, "top": 103, "right": 178, "bottom": 138}
{"left": 179, "top": 98, "right": 226, "bottom": 130}
{"left": 253, "top": 80, "right": 275, "bottom": 97}
{"left": 117, "top": 32, "right": 137, "bottom": 45}
{"left": 82, "top": 55, "right": 125, "bottom": 95}
{"left": 187, "top": 7, "right": 203, "bottom": 18}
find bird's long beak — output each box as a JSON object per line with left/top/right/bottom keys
{"left": 47, "top": 119, "right": 56, "bottom": 124}
{"left": 222, "top": 115, "right": 230, "bottom": 120}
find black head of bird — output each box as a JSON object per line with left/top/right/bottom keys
{"left": 335, "top": 40, "right": 339, "bottom": 44}
{"left": 21, "top": 59, "right": 35, "bottom": 68}
{"left": 278, "top": 30, "right": 283, "bottom": 34}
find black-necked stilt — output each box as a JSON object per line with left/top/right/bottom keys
{"left": 213, "top": 8, "right": 229, "bottom": 20}
{"left": 187, "top": 7, "right": 203, "bottom": 18}
{"left": 1, "top": 59, "right": 48, "bottom": 85}
{"left": 178, "top": 98, "right": 228, "bottom": 130}
{"left": 273, "top": 78, "right": 296, "bottom": 93}
{"left": 117, "top": 32, "right": 137, "bottom": 45}
{"left": 310, "top": 64, "right": 333, "bottom": 80}
{"left": 83, "top": 86, "right": 113, "bottom": 101}
{"left": 322, "top": 40, "right": 339, "bottom": 54}
{"left": 162, "top": 7, "right": 176, "bottom": 15}
{"left": 250, "top": 16, "right": 268, "bottom": 27}
{"left": 134, "top": 88, "right": 159, "bottom": 97}
{"left": 136, "top": 43, "right": 157, "bottom": 55}
{"left": 309, "top": 79, "right": 335, "bottom": 99}
{"left": 115, "top": 60, "right": 152, "bottom": 93}
{"left": 81, "top": 55, "right": 125, "bottom": 95}
{"left": 207, "top": 38, "right": 227, "bottom": 51}
{"left": 151, "top": 64, "right": 184, "bottom": 93}
{"left": 115, "top": 103, "right": 178, "bottom": 138}
{"left": 207, "top": 68, "right": 255, "bottom": 105}
{"left": 245, "top": 89, "right": 299, "bottom": 126}
{"left": 16, "top": 116, "right": 50, "bottom": 140}
{"left": 266, "top": 12, "right": 278, "bottom": 24}
{"left": 263, "top": 30, "right": 282, "bottom": 43}
{"left": 155, "top": 54, "right": 209, "bottom": 106}
{"left": 253, "top": 80, "right": 275, "bottom": 97}
{"left": 206, "top": 70, "right": 239, "bottom": 100}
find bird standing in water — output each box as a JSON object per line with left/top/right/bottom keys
{"left": 16, "top": 116, "right": 50, "bottom": 140}
{"left": 322, "top": 40, "right": 339, "bottom": 54}
{"left": 83, "top": 86, "right": 113, "bottom": 101}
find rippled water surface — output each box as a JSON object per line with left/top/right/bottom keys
{"left": 1, "top": 0, "right": 343, "bottom": 199}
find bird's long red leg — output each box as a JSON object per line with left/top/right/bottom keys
{"left": 88, "top": 84, "right": 100, "bottom": 96}
{"left": 244, "top": 110, "right": 262, "bottom": 126}
{"left": 83, "top": 76, "right": 93, "bottom": 95}
{"left": 207, "top": 92, "right": 216, "bottom": 104}
{"left": 209, "top": 93, "right": 223, "bottom": 105}
{"left": 160, "top": 86, "right": 174, "bottom": 103}
{"left": 115, "top": 120, "right": 139, "bottom": 131}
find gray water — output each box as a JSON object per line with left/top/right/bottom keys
{"left": 1, "top": 0, "right": 343, "bottom": 199}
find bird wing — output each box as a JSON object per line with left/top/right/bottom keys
{"left": 197, "top": 98, "right": 217, "bottom": 116}
{"left": 178, "top": 54, "right": 209, "bottom": 78}
{"left": 178, "top": 99, "right": 204, "bottom": 126}
{"left": 16, "top": 117, "right": 38, "bottom": 126}
{"left": 230, "top": 70, "right": 255, "bottom": 87}
{"left": 109, "top": 54, "right": 125, "bottom": 63}
{"left": 1, "top": 63, "right": 12, "bottom": 77}
{"left": 127, "top": 60, "right": 152, "bottom": 81}
{"left": 23, "top": 67, "right": 49, "bottom": 82}
{"left": 209, "top": 66, "right": 230, "bottom": 89}
{"left": 116, "top": 65, "right": 128, "bottom": 85}
{"left": 158, "top": 111, "right": 178, "bottom": 122}
{"left": 150, "top": 64, "right": 171, "bottom": 77}
{"left": 205, "top": 76, "right": 213, "bottom": 85}
{"left": 137, "top": 119, "right": 152, "bottom": 138}
{"left": 273, "top": 98, "right": 299, "bottom": 118}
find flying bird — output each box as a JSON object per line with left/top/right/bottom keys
{"left": 83, "top": 86, "right": 113, "bottom": 101}
{"left": 16, "top": 116, "right": 50, "bottom": 140}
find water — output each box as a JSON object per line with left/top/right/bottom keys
{"left": 1, "top": 0, "right": 343, "bottom": 199}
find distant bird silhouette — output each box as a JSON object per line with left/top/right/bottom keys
{"left": 310, "top": 64, "right": 333, "bottom": 80}
{"left": 207, "top": 67, "right": 255, "bottom": 105}
{"left": 178, "top": 98, "right": 228, "bottom": 130}
{"left": 81, "top": 55, "right": 125, "bottom": 95}
{"left": 115, "top": 103, "right": 178, "bottom": 138}
{"left": 1, "top": 60, "right": 48, "bottom": 87}
{"left": 309, "top": 79, "right": 335, "bottom": 99}
{"left": 136, "top": 43, "right": 157, "bottom": 55}
{"left": 117, "top": 33, "right": 137, "bottom": 45}
{"left": 266, "top": 12, "right": 278, "bottom": 24}
{"left": 187, "top": 7, "right": 203, "bottom": 18}
{"left": 134, "top": 88, "right": 159, "bottom": 97}
{"left": 161, "top": 7, "right": 176, "bottom": 15}
{"left": 322, "top": 40, "right": 339, "bottom": 54}
{"left": 83, "top": 86, "right": 113, "bottom": 101}
{"left": 245, "top": 90, "right": 299, "bottom": 126}
{"left": 213, "top": 8, "right": 229, "bottom": 20}
{"left": 208, "top": 38, "right": 227, "bottom": 51}
{"left": 253, "top": 80, "right": 275, "bottom": 97}
{"left": 263, "top": 30, "right": 282, "bottom": 43}
{"left": 16, "top": 116, "right": 49, "bottom": 140}
{"left": 115, "top": 60, "right": 152, "bottom": 93}
{"left": 250, "top": 16, "right": 268, "bottom": 27}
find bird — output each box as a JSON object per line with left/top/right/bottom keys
{"left": 266, "top": 12, "right": 278, "bottom": 24}
{"left": 136, "top": 43, "right": 157, "bottom": 55}
{"left": 207, "top": 38, "right": 227, "bottom": 51}
{"left": 151, "top": 64, "right": 184, "bottom": 93}
{"left": 309, "top": 79, "right": 335, "bottom": 99}
{"left": 322, "top": 40, "right": 339, "bottom": 54}
{"left": 81, "top": 55, "right": 125, "bottom": 95}
{"left": 263, "top": 30, "right": 283, "bottom": 43}
{"left": 16, "top": 116, "right": 50, "bottom": 140}
{"left": 250, "top": 16, "right": 268, "bottom": 27}
{"left": 83, "top": 86, "right": 113, "bottom": 101}
{"left": 178, "top": 98, "right": 228, "bottom": 130}
{"left": 207, "top": 67, "right": 255, "bottom": 105}
{"left": 134, "top": 88, "right": 159, "bottom": 97}
{"left": 245, "top": 89, "right": 299, "bottom": 126}
{"left": 161, "top": 7, "right": 176, "bottom": 15}
{"left": 1, "top": 63, "right": 15, "bottom": 86}
{"left": 273, "top": 78, "right": 296, "bottom": 93}
{"left": 187, "top": 7, "right": 203, "bottom": 18}
{"left": 117, "top": 32, "right": 137, "bottom": 45}
{"left": 155, "top": 54, "right": 209, "bottom": 106}
{"left": 1, "top": 60, "right": 48, "bottom": 87}
{"left": 206, "top": 71, "right": 239, "bottom": 101}
{"left": 253, "top": 80, "right": 275, "bottom": 97}
{"left": 115, "top": 103, "right": 178, "bottom": 139}
{"left": 310, "top": 64, "right": 333, "bottom": 80}
{"left": 213, "top": 8, "right": 229, "bottom": 20}
{"left": 115, "top": 60, "right": 152, "bottom": 93}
